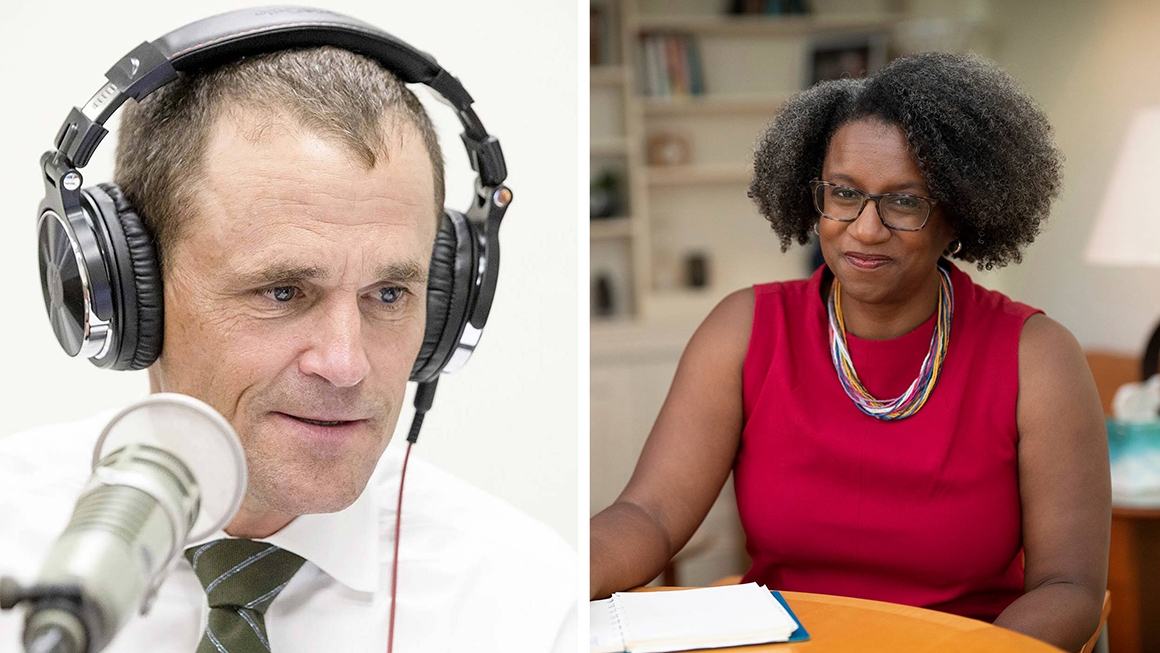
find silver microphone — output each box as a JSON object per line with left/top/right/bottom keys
{"left": 1, "top": 394, "right": 247, "bottom": 653}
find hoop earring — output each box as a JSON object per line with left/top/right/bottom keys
{"left": 946, "top": 239, "right": 962, "bottom": 256}
{"left": 813, "top": 221, "right": 821, "bottom": 236}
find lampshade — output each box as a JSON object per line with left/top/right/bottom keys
{"left": 1085, "top": 107, "right": 1160, "bottom": 267}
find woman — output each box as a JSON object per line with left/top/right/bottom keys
{"left": 590, "top": 52, "right": 1110, "bottom": 652}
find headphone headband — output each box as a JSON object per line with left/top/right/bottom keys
{"left": 56, "top": 6, "right": 505, "bottom": 185}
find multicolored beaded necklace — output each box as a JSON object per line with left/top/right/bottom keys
{"left": 827, "top": 265, "right": 953, "bottom": 420}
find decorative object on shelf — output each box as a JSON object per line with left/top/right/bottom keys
{"left": 646, "top": 131, "right": 692, "bottom": 167}
{"left": 728, "top": 0, "right": 810, "bottom": 15}
{"left": 684, "top": 252, "right": 710, "bottom": 289}
{"left": 590, "top": 169, "right": 623, "bottom": 219}
{"left": 808, "top": 33, "right": 888, "bottom": 86}
{"left": 1085, "top": 106, "right": 1160, "bottom": 382}
{"left": 593, "top": 273, "right": 617, "bottom": 317}
{"left": 638, "top": 33, "right": 703, "bottom": 97}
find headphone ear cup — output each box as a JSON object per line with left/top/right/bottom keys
{"left": 411, "top": 210, "right": 474, "bottom": 383}
{"left": 89, "top": 183, "right": 164, "bottom": 371}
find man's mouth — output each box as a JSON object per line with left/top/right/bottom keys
{"left": 292, "top": 416, "right": 348, "bottom": 427}
{"left": 277, "top": 412, "right": 364, "bottom": 427}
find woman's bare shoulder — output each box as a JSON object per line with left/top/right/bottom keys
{"left": 1016, "top": 313, "right": 1103, "bottom": 438}
{"left": 1018, "top": 313, "right": 1086, "bottom": 380}
{"left": 689, "top": 287, "right": 756, "bottom": 360}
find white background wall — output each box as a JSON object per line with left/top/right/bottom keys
{"left": 0, "top": 0, "right": 579, "bottom": 546}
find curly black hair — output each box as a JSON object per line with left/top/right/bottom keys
{"left": 748, "top": 52, "right": 1063, "bottom": 270}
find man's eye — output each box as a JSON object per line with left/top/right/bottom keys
{"left": 264, "top": 286, "right": 297, "bottom": 302}
{"left": 380, "top": 287, "right": 405, "bottom": 304}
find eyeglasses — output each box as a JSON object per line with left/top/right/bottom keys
{"left": 809, "top": 179, "right": 937, "bottom": 232}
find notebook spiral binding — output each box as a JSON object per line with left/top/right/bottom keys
{"left": 609, "top": 593, "right": 631, "bottom": 649}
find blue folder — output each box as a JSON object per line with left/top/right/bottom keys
{"left": 771, "top": 590, "right": 811, "bottom": 643}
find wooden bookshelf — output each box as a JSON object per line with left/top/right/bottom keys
{"left": 590, "top": 64, "right": 628, "bottom": 87}
{"left": 590, "top": 217, "right": 634, "bottom": 240}
{"left": 590, "top": 137, "right": 628, "bottom": 156}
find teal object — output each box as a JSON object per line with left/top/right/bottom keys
{"left": 1107, "top": 418, "right": 1160, "bottom": 464}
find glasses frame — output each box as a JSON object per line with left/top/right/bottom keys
{"left": 808, "top": 179, "right": 938, "bottom": 232}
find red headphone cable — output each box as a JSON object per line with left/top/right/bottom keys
{"left": 387, "top": 379, "right": 438, "bottom": 653}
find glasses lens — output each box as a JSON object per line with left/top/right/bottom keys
{"left": 879, "top": 195, "right": 931, "bottom": 230}
{"left": 816, "top": 183, "right": 863, "bottom": 219}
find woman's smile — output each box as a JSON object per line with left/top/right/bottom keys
{"left": 843, "top": 251, "right": 893, "bottom": 271}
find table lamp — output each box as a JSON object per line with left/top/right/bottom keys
{"left": 1085, "top": 107, "right": 1160, "bottom": 380}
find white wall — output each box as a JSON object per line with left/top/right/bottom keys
{"left": 0, "top": 0, "right": 578, "bottom": 545}
{"left": 990, "top": 0, "right": 1160, "bottom": 354}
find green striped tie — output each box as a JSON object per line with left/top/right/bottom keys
{"left": 184, "top": 540, "right": 306, "bottom": 653}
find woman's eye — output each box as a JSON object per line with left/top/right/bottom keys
{"left": 887, "top": 196, "right": 923, "bottom": 212}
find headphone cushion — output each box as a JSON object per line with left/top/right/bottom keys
{"left": 98, "top": 183, "right": 164, "bottom": 371}
{"left": 412, "top": 210, "right": 472, "bottom": 382}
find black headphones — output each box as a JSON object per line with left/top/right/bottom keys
{"left": 37, "top": 6, "right": 510, "bottom": 387}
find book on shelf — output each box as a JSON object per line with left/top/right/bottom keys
{"left": 638, "top": 33, "right": 703, "bottom": 98}
{"left": 589, "top": 583, "right": 809, "bottom": 653}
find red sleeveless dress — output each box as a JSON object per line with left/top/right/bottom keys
{"left": 736, "top": 262, "right": 1040, "bottom": 622}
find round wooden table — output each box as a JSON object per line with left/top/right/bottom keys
{"left": 644, "top": 589, "right": 1065, "bottom": 652}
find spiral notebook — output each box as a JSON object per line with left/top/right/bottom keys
{"left": 589, "top": 584, "right": 809, "bottom": 653}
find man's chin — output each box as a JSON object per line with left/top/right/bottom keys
{"left": 230, "top": 414, "right": 388, "bottom": 521}
{"left": 249, "top": 479, "right": 368, "bottom": 518}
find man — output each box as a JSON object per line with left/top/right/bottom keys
{"left": 0, "top": 44, "right": 575, "bottom": 652}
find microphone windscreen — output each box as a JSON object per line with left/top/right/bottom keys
{"left": 90, "top": 393, "right": 247, "bottom": 542}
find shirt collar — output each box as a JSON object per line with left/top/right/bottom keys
{"left": 188, "top": 467, "right": 383, "bottom": 594}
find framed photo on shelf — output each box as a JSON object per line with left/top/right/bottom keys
{"left": 806, "top": 33, "right": 889, "bottom": 86}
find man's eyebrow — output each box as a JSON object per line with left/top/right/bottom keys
{"left": 374, "top": 262, "right": 428, "bottom": 285}
{"left": 232, "top": 261, "right": 428, "bottom": 287}
{"left": 234, "top": 264, "right": 327, "bottom": 287}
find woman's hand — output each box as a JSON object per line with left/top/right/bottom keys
{"left": 590, "top": 288, "right": 754, "bottom": 599}
{"left": 992, "top": 314, "right": 1111, "bottom": 652}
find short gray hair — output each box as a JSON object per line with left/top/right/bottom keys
{"left": 115, "top": 46, "right": 445, "bottom": 276}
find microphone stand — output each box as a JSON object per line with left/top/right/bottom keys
{"left": 1, "top": 578, "right": 87, "bottom": 653}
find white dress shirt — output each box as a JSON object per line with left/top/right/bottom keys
{"left": 0, "top": 408, "right": 577, "bottom": 652}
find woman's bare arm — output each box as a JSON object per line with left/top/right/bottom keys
{"left": 992, "top": 314, "right": 1111, "bottom": 652}
{"left": 590, "top": 289, "right": 754, "bottom": 599}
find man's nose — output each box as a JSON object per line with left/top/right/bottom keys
{"left": 298, "top": 298, "right": 370, "bottom": 388}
